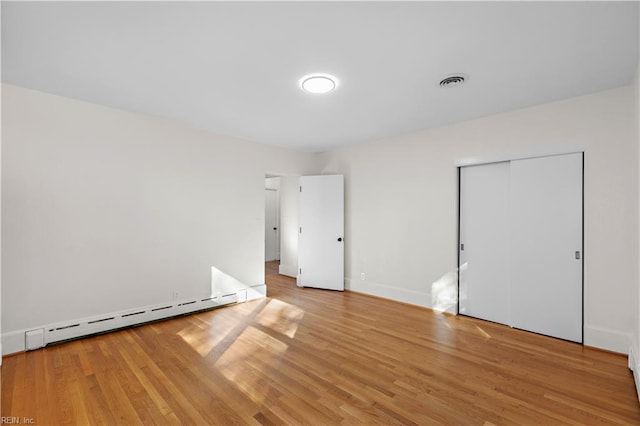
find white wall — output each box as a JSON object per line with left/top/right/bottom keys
{"left": 3, "top": 82, "right": 638, "bottom": 356}
{"left": 633, "top": 54, "right": 640, "bottom": 398}
{"left": 0, "top": 82, "right": 4, "bottom": 362}
{"left": 633, "top": 5, "right": 640, "bottom": 400}
{"left": 278, "top": 176, "right": 299, "bottom": 278}
{"left": 318, "top": 85, "right": 638, "bottom": 353}
{"left": 0, "top": 5, "right": 4, "bottom": 392}
{"left": 1, "top": 84, "right": 317, "bottom": 353}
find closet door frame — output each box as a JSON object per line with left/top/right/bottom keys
{"left": 456, "top": 151, "right": 584, "bottom": 343}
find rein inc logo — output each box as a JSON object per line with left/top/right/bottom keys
{"left": 1, "top": 418, "right": 35, "bottom": 425}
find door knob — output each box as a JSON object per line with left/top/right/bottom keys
{"left": 337, "top": 237, "right": 343, "bottom": 242}
{"left": 273, "top": 227, "right": 277, "bottom": 230}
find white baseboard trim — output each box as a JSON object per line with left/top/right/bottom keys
{"left": 1, "top": 287, "right": 265, "bottom": 356}
{"left": 3, "top": 330, "right": 26, "bottom": 356}
{"left": 630, "top": 345, "right": 640, "bottom": 403}
{"left": 583, "top": 325, "right": 631, "bottom": 354}
{"left": 345, "top": 278, "right": 430, "bottom": 309}
{"left": 278, "top": 264, "right": 297, "bottom": 278}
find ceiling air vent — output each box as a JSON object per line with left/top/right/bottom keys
{"left": 439, "top": 74, "right": 467, "bottom": 88}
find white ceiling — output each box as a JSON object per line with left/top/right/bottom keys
{"left": 2, "top": 1, "right": 639, "bottom": 153}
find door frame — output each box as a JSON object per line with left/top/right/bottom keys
{"left": 264, "top": 173, "right": 303, "bottom": 279}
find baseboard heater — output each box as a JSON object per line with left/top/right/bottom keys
{"left": 24, "top": 290, "right": 246, "bottom": 351}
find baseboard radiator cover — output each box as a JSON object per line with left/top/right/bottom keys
{"left": 631, "top": 346, "right": 640, "bottom": 403}
{"left": 4, "top": 290, "right": 247, "bottom": 355}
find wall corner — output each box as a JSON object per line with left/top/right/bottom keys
{"left": 630, "top": 345, "right": 640, "bottom": 403}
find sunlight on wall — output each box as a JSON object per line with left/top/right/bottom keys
{"left": 430, "top": 270, "right": 458, "bottom": 313}
{"left": 211, "top": 266, "right": 263, "bottom": 300}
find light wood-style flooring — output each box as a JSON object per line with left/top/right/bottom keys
{"left": 2, "top": 261, "right": 640, "bottom": 424}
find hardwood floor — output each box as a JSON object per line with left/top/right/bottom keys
{"left": 2, "top": 261, "right": 639, "bottom": 425}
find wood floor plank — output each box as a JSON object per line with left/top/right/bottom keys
{"left": 2, "top": 261, "right": 639, "bottom": 425}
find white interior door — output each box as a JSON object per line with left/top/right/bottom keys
{"left": 298, "top": 175, "right": 344, "bottom": 291}
{"left": 459, "top": 162, "right": 511, "bottom": 324}
{"left": 510, "top": 153, "right": 583, "bottom": 342}
{"left": 265, "top": 189, "right": 279, "bottom": 262}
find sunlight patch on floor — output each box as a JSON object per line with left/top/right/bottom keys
{"left": 176, "top": 299, "right": 267, "bottom": 358}
{"left": 476, "top": 325, "right": 491, "bottom": 339}
{"left": 177, "top": 324, "right": 225, "bottom": 357}
{"left": 214, "top": 325, "right": 289, "bottom": 405}
{"left": 256, "top": 299, "right": 305, "bottom": 339}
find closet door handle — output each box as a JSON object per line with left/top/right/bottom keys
{"left": 575, "top": 251, "right": 581, "bottom": 260}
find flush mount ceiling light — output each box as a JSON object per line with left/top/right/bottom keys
{"left": 300, "top": 74, "right": 337, "bottom": 94}
{"left": 439, "top": 74, "right": 468, "bottom": 88}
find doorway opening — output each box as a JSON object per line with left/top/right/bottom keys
{"left": 265, "top": 177, "right": 280, "bottom": 263}
{"left": 264, "top": 175, "right": 300, "bottom": 287}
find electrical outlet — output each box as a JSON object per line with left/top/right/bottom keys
{"left": 171, "top": 291, "right": 180, "bottom": 301}
{"left": 360, "top": 273, "right": 365, "bottom": 281}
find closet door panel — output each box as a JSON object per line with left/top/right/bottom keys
{"left": 459, "top": 162, "right": 511, "bottom": 325}
{"left": 509, "top": 153, "right": 583, "bottom": 342}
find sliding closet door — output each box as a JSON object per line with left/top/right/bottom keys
{"left": 509, "top": 153, "right": 583, "bottom": 342}
{"left": 459, "top": 162, "right": 511, "bottom": 324}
